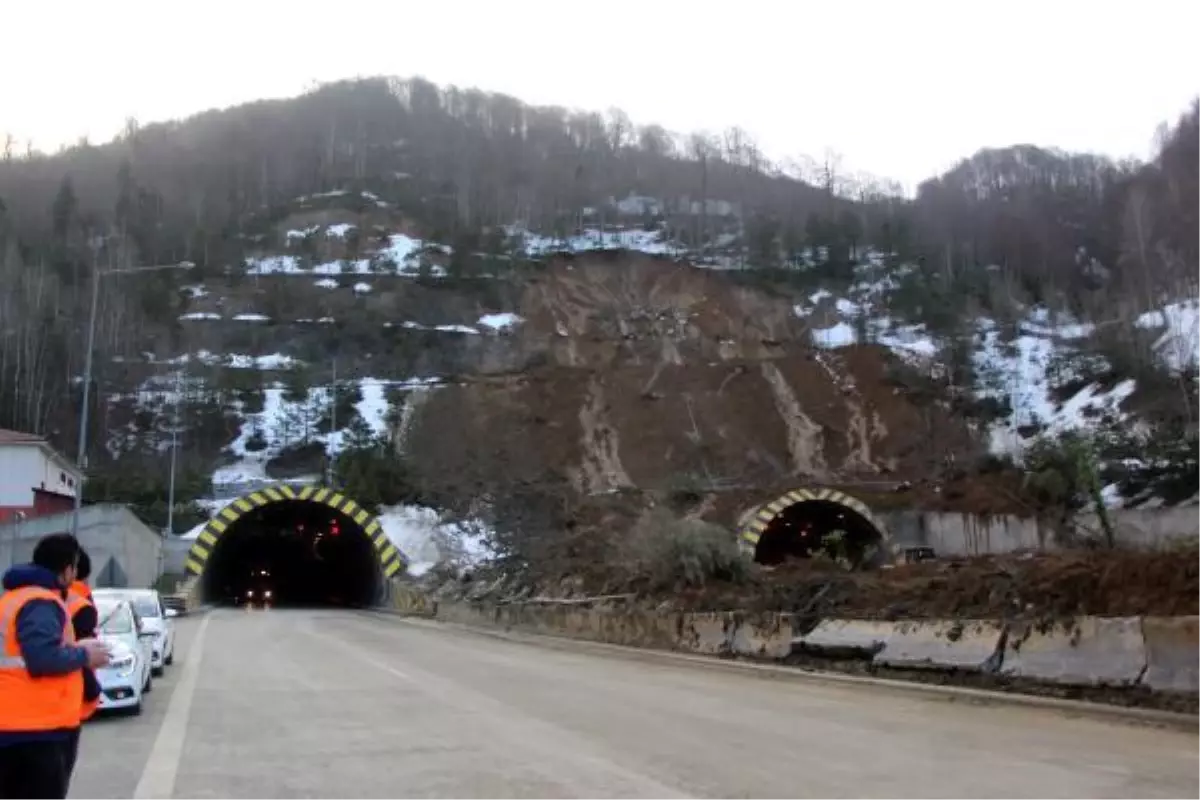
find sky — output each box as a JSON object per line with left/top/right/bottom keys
{"left": 2, "top": 0, "right": 1197, "bottom": 191}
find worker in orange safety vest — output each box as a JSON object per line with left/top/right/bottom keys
{"left": 0, "top": 534, "right": 110, "bottom": 799}
{"left": 62, "top": 549, "right": 103, "bottom": 790}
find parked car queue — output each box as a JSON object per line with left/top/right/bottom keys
{"left": 88, "top": 588, "right": 178, "bottom": 716}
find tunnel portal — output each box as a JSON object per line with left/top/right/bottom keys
{"left": 739, "top": 488, "right": 893, "bottom": 570}
{"left": 186, "top": 486, "right": 406, "bottom": 607}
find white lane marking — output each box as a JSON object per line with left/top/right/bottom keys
{"left": 134, "top": 614, "right": 212, "bottom": 799}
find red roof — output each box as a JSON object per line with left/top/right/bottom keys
{"left": 0, "top": 428, "right": 44, "bottom": 445}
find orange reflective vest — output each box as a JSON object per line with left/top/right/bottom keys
{"left": 68, "top": 581, "right": 93, "bottom": 604}
{"left": 0, "top": 586, "right": 84, "bottom": 733}
{"left": 66, "top": 584, "right": 100, "bottom": 722}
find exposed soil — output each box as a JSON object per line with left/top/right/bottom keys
{"left": 674, "top": 546, "right": 1200, "bottom": 621}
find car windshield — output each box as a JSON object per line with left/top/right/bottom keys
{"left": 130, "top": 597, "right": 160, "bottom": 618}
{"left": 96, "top": 602, "right": 134, "bottom": 635}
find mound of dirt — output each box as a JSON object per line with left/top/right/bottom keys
{"left": 677, "top": 546, "right": 1200, "bottom": 621}
{"left": 407, "top": 256, "right": 991, "bottom": 499}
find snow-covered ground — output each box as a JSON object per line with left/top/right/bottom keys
{"left": 1136, "top": 298, "right": 1199, "bottom": 373}
{"left": 246, "top": 232, "right": 447, "bottom": 278}
{"left": 512, "top": 226, "right": 682, "bottom": 257}
{"left": 787, "top": 263, "right": 1193, "bottom": 480}
{"left": 477, "top": 312, "right": 523, "bottom": 332}
{"left": 374, "top": 505, "right": 493, "bottom": 575}
{"left": 973, "top": 317, "right": 1138, "bottom": 456}
{"left": 211, "top": 376, "right": 436, "bottom": 488}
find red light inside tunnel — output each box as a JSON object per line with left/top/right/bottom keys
{"left": 330, "top": 520, "right": 340, "bottom": 537}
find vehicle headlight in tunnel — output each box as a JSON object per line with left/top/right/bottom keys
{"left": 246, "top": 589, "right": 255, "bottom": 599}
{"left": 264, "top": 590, "right": 272, "bottom": 599}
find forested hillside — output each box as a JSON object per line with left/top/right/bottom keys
{"left": 0, "top": 77, "right": 1194, "bottom": 541}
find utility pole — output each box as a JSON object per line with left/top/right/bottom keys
{"left": 70, "top": 254, "right": 195, "bottom": 538}
{"left": 72, "top": 246, "right": 102, "bottom": 537}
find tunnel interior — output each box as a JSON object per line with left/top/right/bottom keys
{"left": 202, "top": 500, "right": 380, "bottom": 607}
{"left": 754, "top": 500, "right": 887, "bottom": 570}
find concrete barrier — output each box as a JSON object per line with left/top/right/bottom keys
{"left": 392, "top": 586, "right": 435, "bottom": 615}
{"left": 794, "top": 620, "right": 894, "bottom": 658}
{"left": 394, "top": 594, "right": 1196, "bottom": 698}
{"left": 679, "top": 613, "right": 734, "bottom": 655}
{"left": 596, "top": 609, "right": 681, "bottom": 651}
{"left": 1002, "top": 617, "right": 1146, "bottom": 687}
{"left": 1141, "top": 616, "right": 1199, "bottom": 693}
{"left": 876, "top": 620, "right": 1006, "bottom": 672}
{"left": 730, "top": 613, "right": 793, "bottom": 659}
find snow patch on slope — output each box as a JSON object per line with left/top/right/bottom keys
{"left": 376, "top": 505, "right": 494, "bottom": 576}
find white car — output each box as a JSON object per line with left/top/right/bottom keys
{"left": 96, "top": 589, "right": 177, "bottom": 675}
{"left": 92, "top": 596, "right": 155, "bottom": 715}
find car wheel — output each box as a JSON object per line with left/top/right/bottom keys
{"left": 144, "top": 671, "right": 153, "bottom": 693}
{"left": 164, "top": 647, "right": 174, "bottom": 666}
{"left": 129, "top": 693, "right": 143, "bottom": 716}
{"left": 152, "top": 665, "right": 165, "bottom": 677}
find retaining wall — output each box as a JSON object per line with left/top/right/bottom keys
{"left": 0, "top": 505, "right": 163, "bottom": 589}
{"left": 881, "top": 507, "right": 1198, "bottom": 558}
{"left": 386, "top": 590, "right": 1197, "bottom": 696}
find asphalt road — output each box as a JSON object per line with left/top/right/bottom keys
{"left": 70, "top": 608, "right": 1199, "bottom": 798}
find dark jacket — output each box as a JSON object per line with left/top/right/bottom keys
{"left": 0, "top": 564, "right": 88, "bottom": 746}
{"left": 70, "top": 598, "right": 103, "bottom": 708}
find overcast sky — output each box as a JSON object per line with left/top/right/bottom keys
{"left": 3, "top": 0, "right": 1196, "bottom": 190}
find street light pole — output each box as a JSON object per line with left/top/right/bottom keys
{"left": 165, "top": 370, "right": 181, "bottom": 539}
{"left": 71, "top": 259, "right": 195, "bottom": 539}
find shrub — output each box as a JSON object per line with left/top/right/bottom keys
{"left": 618, "top": 508, "right": 750, "bottom": 591}
{"left": 244, "top": 426, "right": 268, "bottom": 453}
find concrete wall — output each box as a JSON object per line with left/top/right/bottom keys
{"left": 162, "top": 537, "right": 193, "bottom": 575}
{"left": 882, "top": 511, "right": 1052, "bottom": 556}
{"left": 0, "top": 504, "right": 164, "bottom": 589}
{"left": 880, "top": 506, "right": 1198, "bottom": 558}
{"left": 1079, "top": 507, "right": 1200, "bottom": 549}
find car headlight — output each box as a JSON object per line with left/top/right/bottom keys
{"left": 108, "top": 648, "right": 136, "bottom": 677}
{"left": 264, "top": 590, "right": 272, "bottom": 599}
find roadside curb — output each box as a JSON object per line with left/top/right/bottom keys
{"left": 367, "top": 608, "right": 1199, "bottom": 732}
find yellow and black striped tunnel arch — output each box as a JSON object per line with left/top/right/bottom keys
{"left": 184, "top": 485, "right": 407, "bottom": 579}
{"left": 738, "top": 487, "right": 894, "bottom": 555}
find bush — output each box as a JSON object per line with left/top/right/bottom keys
{"left": 665, "top": 472, "right": 706, "bottom": 511}
{"left": 618, "top": 509, "right": 750, "bottom": 592}
{"left": 244, "top": 426, "right": 268, "bottom": 453}
{"left": 265, "top": 441, "right": 327, "bottom": 479}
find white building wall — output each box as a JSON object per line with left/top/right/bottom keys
{"left": 31, "top": 448, "right": 80, "bottom": 499}
{"left": 0, "top": 444, "right": 80, "bottom": 508}
{"left": 0, "top": 447, "right": 40, "bottom": 506}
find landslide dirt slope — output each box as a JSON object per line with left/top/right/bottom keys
{"left": 676, "top": 546, "right": 1200, "bottom": 619}
{"left": 403, "top": 253, "right": 986, "bottom": 504}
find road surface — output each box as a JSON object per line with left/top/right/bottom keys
{"left": 71, "top": 608, "right": 1199, "bottom": 798}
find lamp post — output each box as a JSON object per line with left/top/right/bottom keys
{"left": 72, "top": 259, "right": 195, "bottom": 539}
{"left": 165, "top": 370, "right": 182, "bottom": 538}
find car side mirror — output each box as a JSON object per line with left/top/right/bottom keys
{"left": 165, "top": 608, "right": 179, "bottom": 618}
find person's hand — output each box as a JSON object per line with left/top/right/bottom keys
{"left": 79, "top": 638, "right": 111, "bottom": 669}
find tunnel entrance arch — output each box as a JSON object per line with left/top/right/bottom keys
{"left": 185, "top": 485, "right": 407, "bottom": 606}
{"left": 738, "top": 488, "right": 895, "bottom": 569}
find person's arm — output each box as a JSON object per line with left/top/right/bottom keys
{"left": 16, "top": 600, "right": 88, "bottom": 677}
{"left": 72, "top": 604, "right": 98, "bottom": 641}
